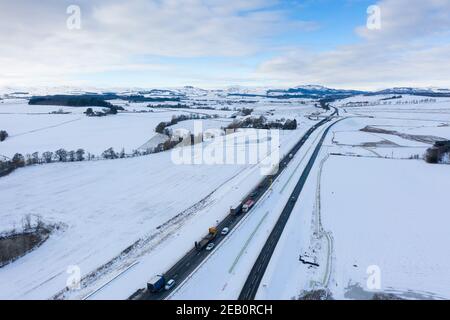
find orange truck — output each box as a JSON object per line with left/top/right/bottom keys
{"left": 195, "top": 227, "right": 218, "bottom": 251}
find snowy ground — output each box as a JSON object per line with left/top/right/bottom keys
{"left": 170, "top": 118, "right": 337, "bottom": 300}
{"left": 255, "top": 99, "right": 450, "bottom": 300}
{"left": 0, "top": 99, "right": 232, "bottom": 158}
{"left": 0, "top": 95, "right": 322, "bottom": 300}
{"left": 320, "top": 156, "right": 450, "bottom": 299}
{"left": 2, "top": 90, "right": 448, "bottom": 300}
{"left": 171, "top": 96, "right": 450, "bottom": 300}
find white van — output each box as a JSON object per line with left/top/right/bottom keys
{"left": 165, "top": 279, "right": 176, "bottom": 291}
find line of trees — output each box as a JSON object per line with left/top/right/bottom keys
{"left": 155, "top": 113, "right": 219, "bottom": 135}
{"left": 0, "top": 113, "right": 224, "bottom": 176}
{"left": 0, "top": 140, "right": 187, "bottom": 177}
{"left": 85, "top": 105, "right": 123, "bottom": 117}
{"left": 147, "top": 103, "right": 190, "bottom": 109}
{"left": 1, "top": 149, "right": 88, "bottom": 169}
{"left": 29, "top": 95, "right": 115, "bottom": 108}
{"left": 343, "top": 98, "right": 437, "bottom": 107}
{"left": 226, "top": 116, "right": 297, "bottom": 131}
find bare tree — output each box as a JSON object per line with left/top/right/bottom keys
{"left": 55, "top": 149, "right": 68, "bottom": 162}
{"left": 75, "top": 149, "right": 85, "bottom": 161}
{"left": 42, "top": 151, "right": 53, "bottom": 163}
{"left": 12, "top": 153, "right": 25, "bottom": 167}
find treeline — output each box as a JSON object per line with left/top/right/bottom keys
{"left": 343, "top": 98, "right": 437, "bottom": 107}
{"left": 1, "top": 149, "right": 88, "bottom": 169}
{"left": 0, "top": 113, "right": 222, "bottom": 177}
{"left": 84, "top": 106, "right": 123, "bottom": 117}
{"left": 155, "top": 113, "right": 219, "bottom": 135}
{"left": 128, "top": 95, "right": 181, "bottom": 103}
{"left": 380, "top": 95, "right": 402, "bottom": 100}
{"left": 29, "top": 95, "right": 115, "bottom": 108}
{"left": 148, "top": 103, "right": 190, "bottom": 109}
{"left": 148, "top": 103, "right": 218, "bottom": 111}
{"left": 28, "top": 94, "right": 180, "bottom": 109}
{"left": 226, "top": 116, "right": 297, "bottom": 130}
{"left": 0, "top": 143, "right": 177, "bottom": 177}
{"left": 1, "top": 127, "right": 201, "bottom": 175}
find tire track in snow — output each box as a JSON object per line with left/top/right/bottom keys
{"left": 8, "top": 117, "right": 83, "bottom": 138}
{"left": 52, "top": 161, "right": 257, "bottom": 300}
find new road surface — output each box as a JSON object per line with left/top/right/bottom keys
{"left": 131, "top": 107, "right": 338, "bottom": 300}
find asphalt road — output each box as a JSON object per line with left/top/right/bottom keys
{"left": 238, "top": 114, "right": 343, "bottom": 300}
{"left": 131, "top": 108, "right": 338, "bottom": 300}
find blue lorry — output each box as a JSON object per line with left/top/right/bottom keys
{"left": 147, "top": 275, "right": 165, "bottom": 292}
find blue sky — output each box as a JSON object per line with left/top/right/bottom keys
{"left": 80, "top": 0, "right": 376, "bottom": 87}
{"left": 1, "top": 0, "right": 450, "bottom": 89}
{"left": 273, "top": 0, "right": 373, "bottom": 48}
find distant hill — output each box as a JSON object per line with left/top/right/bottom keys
{"left": 267, "top": 85, "right": 367, "bottom": 99}
{"left": 367, "top": 87, "right": 450, "bottom": 97}
{"left": 7, "top": 85, "right": 450, "bottom": 104}
{"left": 226, "top": 85, "right": 367, "bottom": 99}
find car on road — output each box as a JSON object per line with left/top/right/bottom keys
{"left": 221, "top": 227, "right": 229, "bottom": 235}
{"left": 242, "top": 199, "right": 255, "bottom": 213}
{"left": 206, "top": 243, "right": 215, "bottom": 251}
{"left": 164, "top": 279, "right": 176, "bottom": 291}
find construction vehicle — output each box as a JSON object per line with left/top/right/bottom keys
{"left": 195, "top": 227, "right": 218, "bottom": 251}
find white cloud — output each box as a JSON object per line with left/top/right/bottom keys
{"left": 357, "top": 0, "right": 450, "bottom": 42}
{"left": 0, "top": 0, "right": 313, "bottom": 86}
{"left": 256, "top": 0, "right": 450, "bottom": 90}
{"left": 2, "top": 0, "right": 448, "bottom": 89}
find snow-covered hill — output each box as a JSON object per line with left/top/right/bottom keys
{"left": 2, "top": 85, "right": 450, "bottom": 101}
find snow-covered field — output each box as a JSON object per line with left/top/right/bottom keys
{"left": 0, "top": 151, "right": 246, "bottom": 299}
{"left": 171, "top": 95, "right": 450, "bottom": 300}
{"left": 0, "top": 99, "right": 231, "bottom": 158}
{"left": 170, "top": 118, "right": 337, "bottom": 300}
{"left": 0, "top": 93, "right": 322, "bottom": 300}
{"left": 255, "top": 99, "right": 450, "bottom": 300}
{"left": 321, "top": 156, "right": 450, "bottom": 299}
{"left": 1, "top": 88, "right": 449, "bottom": 300}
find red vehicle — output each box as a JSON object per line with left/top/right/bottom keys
{"left": 242, "top": 199, "right": 255, "bottom": 213}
